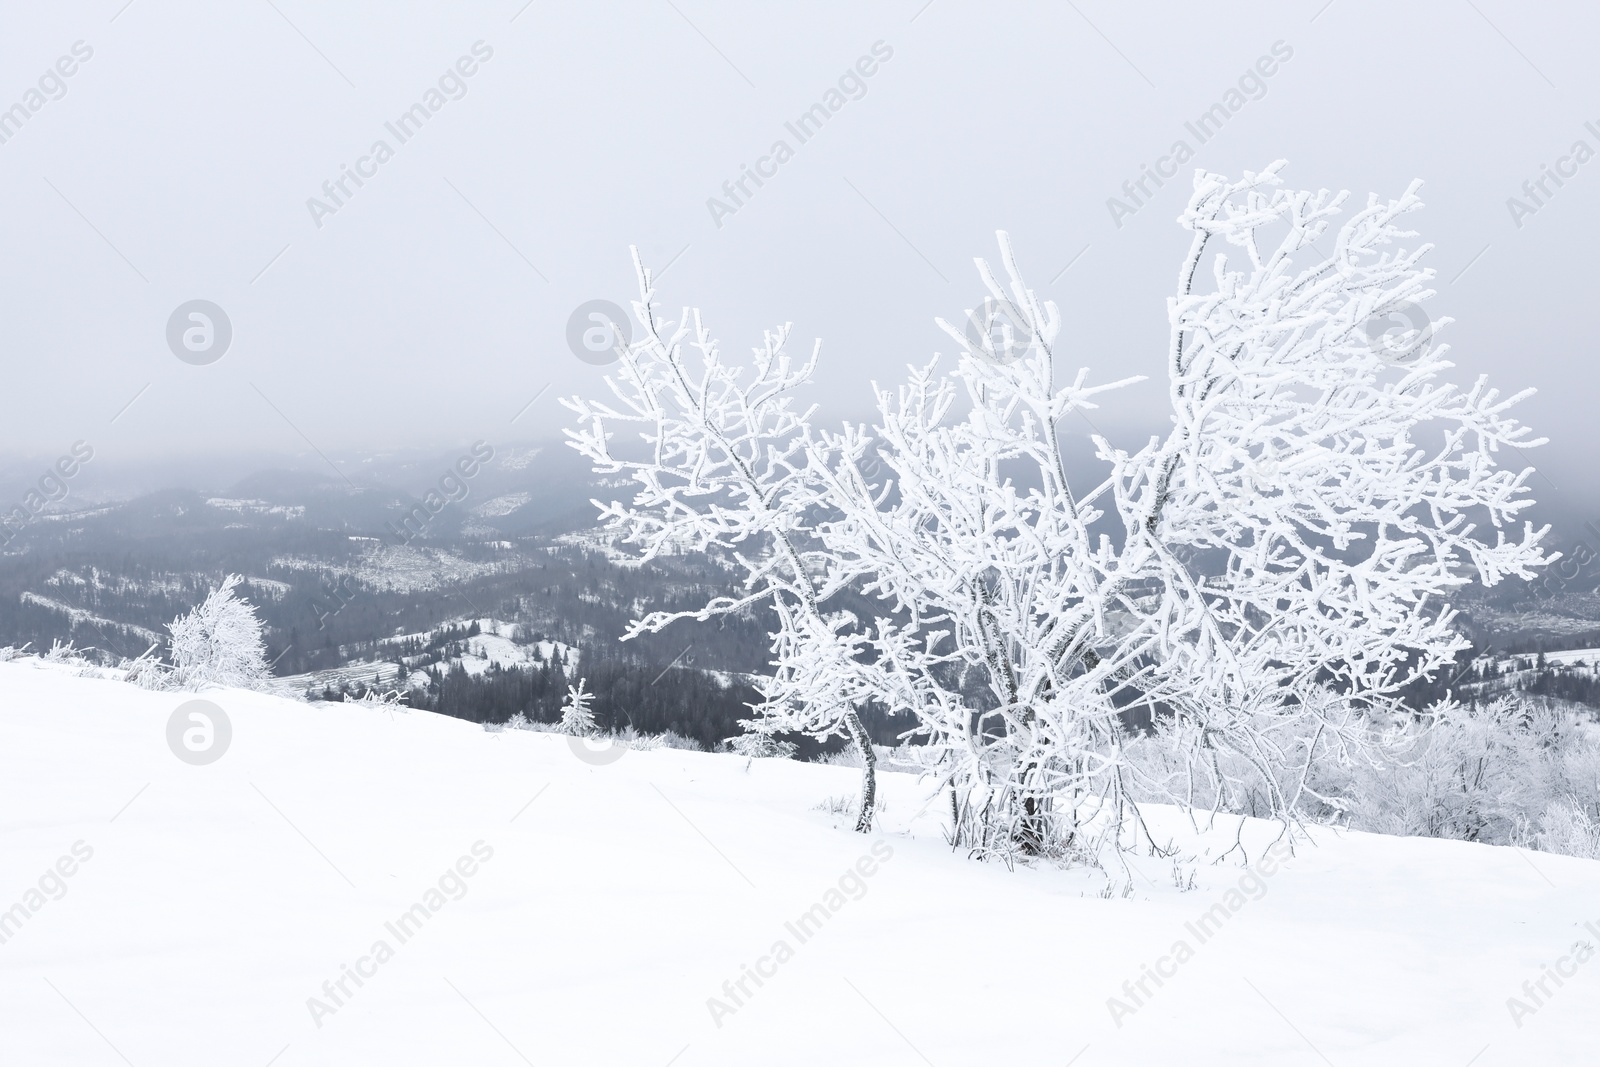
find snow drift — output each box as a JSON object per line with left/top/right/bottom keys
{"left": 1, "top": 659, "right": 1597, "bottom": 1065}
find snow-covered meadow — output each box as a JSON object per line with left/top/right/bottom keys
{"left": 3, "top": 658, "right": 1597, "bottom": 1066}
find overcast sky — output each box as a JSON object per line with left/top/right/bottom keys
{"left": 2, "top": 1, "right": 1597, "bottom": 505}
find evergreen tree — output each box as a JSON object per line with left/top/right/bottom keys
{"left": 560, "top": 677, "right": 596, "bottom": 735}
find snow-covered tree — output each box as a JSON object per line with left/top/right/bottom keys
{"left": 1091, "top": 163, "right": 1553, "bottom": 832}
{"left": 568, "top": 163, "right": 1553, "bottom": 859}
{"left": 563, "top": 255, "right": 886, "bottom": 831}
{"left": 560, "top": 678, "right": 597, "bottom": 735}
{"left": 166, "top": 574, "right": 271, "bottom": 690}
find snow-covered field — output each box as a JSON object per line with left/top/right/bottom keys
{"left": 277, "top": 619, "right": 575, "bottom": 696}
{"left": 3, "top": 660, "right": 1598, "bottom": 1065}
{"left": 439, "top": 620, "right": 572, "bottom": 677}
{"left": 206, "top": 498, "right": 307, "bottom": 520}
{"left": 269, "top": 544, "right": 524, "bottom": 594}
{"left": 17, "top": 592, "right": 162, "bottom": 644}
{"left": 470, "top": 491, "right": 533, "bottom": 519}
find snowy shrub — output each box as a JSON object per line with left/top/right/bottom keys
{"left": 125, "top": 656, "right": 171, "bottom": 690}
{"left": 345, "top": 688, "right": 407, "bottom": 708}
{"left": 811, "top": 792, "right": 890, "bottom": 833}
{"left": 730, "top": 731, "right": 798, "bottom": 760}
{"left": 650, "top": 729, "right": 704, "bottom": 752}
{"left": 822, "top": 743, "right": 941, "bottom": 774}
{"left": 483, "top": 713, "right": 540, "bottom": 734}
{"left": 534, "top": 724, "right": 650, "bottom": 748}
{"left": 1542, "top": 734, "right": 1600, "bottom": 856}
{"left": 1534, "top": 800, "right": 1600, "bottom": 861}
{"left": 567, "top": 162, "right": 1552, "bottom": 860}
{"left": 164, "top": 574, "right": 271, "bottom": 690}
{"left": 1316, "top": 698, "right": 1600, "bottom": 859}
{"left": 1120, "top": 694, "right": 1359, "bottom": 831}
{"left": 0, "top": 644, "right": 26, "bottom": 662}
{"left": 1337, "top": 701, "right": 1553, "bottom": 844}
{"left": 814, "top": 794, "right": 857, "bottom": 815}
{"left": 119, "top": 641, "right": 167, "bottom": 688}
{"left": 1120, "top": 693, "right": 1600, "bottom": 861}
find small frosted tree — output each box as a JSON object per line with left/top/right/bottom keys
{"left": 167, "top": 574, "right": 271, "bottom": 689}
{"left": 560, "top": 678, "right": 597, "bottom": 735}
{"left": 727, "top": 721, "right": 798, "bottom": 760}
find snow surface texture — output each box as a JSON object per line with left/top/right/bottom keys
{"left": 2, "top": 661, "right": 1597, "bottom": 1065}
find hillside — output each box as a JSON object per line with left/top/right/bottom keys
{"left": 2, "top": 660, "right": 1597, "bottom": 1065}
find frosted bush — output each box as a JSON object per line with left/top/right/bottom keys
{"left": 165, "top": 574, "right": 271, "bottom": 690}
{"left": 1121, "top": 695, "right": 1600, "bottom": 861}
{"left": 124, "top": 650, "right": 171, "bottom": 690}
{"left": 345, "top": 688, "right": 407, "bottom": 708}
{"left": 483, "top": 712, "right": 535, "bottom": 734}
{"left": 731, "top": 732, "right": 797, "bottom": 760}
{"left": 1341, "top": 701, "right": 1567, "bottom": 846}
{"left": 1120, "top": 696, "right": 1357, "bottom": 829}
{"left": 649, "top": 729, "right": 704, "bottom": 752}
{"left": 1533, "top": 800, "right": 1600, "bottom": 860}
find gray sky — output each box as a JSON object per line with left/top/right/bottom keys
{"left": 2, "top": 0, "right": 1596, "bottom": 504}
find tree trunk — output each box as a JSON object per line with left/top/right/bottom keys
{"left": 1018, "top": 789, "right": 1049, "bottom": 854}
{"left": 844, "top": 708, "right": 877, "bottom": 833}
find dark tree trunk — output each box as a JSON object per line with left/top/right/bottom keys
{"left": 844, "top": 708, "right": 877, "bottom": 833}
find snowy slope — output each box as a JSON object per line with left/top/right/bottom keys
{"left": 276, "top": 619, "right": 575, "bottom": 694}
{"left": 2, "top": 661, "right": 1598, "bottom": 1066}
